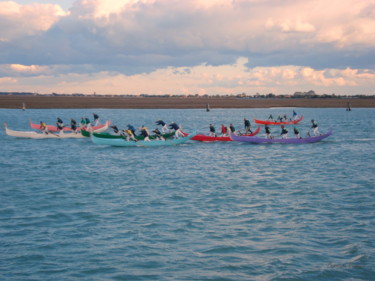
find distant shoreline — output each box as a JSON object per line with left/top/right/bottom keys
{"left": 1, "top": 95, "right": 374, "bottom": 109}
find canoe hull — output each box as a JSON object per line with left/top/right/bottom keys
{"left": 5, "top": 122, "right": 110, "bottom": 139}
{"left": 254, "top": 116, "right": 303, "bottom": 125}
{"left": 91, "top": 132, "right": 196, "bottom": 147}
{"left": 230, "top": 130, "right": 332, "bottom": 144}
{"left": 191, "top": 126, "right": 261, "bottom": 142}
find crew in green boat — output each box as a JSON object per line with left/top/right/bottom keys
{"left": 280, "top": 125, "right": 288, "bottom": 139}
{"left": 122, "top": 129, "right": 138, "bottom": 142}
{"left": 169, "top": 122, "right": 184, "bottom": 139}
{"left": 140, "top": 125, "right": 151, "bottom": 141}
{"left": 155, "top": 120, "right": 169, "bottom": 133}
{"left": 110, "top": 125, "right": 120, "bottom": 135}
{"left": 127, "top": 124, "right": 137, "bottom": 136}
{"left": 152, "top": 128, "right": 165, "bottom": 141}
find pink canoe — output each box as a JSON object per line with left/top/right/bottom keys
{"left": 30, "top": 120, "right": 111, "bottom": 132}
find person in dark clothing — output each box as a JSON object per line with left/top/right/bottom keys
{"left": 280, "top": 125, "right": 288, "bottom": 139}
{"left": 110, "top": 125, "right": 120, "bottom": 135}
{"left": 244, "top": 118, "right": 252, "bottom": 134}
{"left": 70, "top": 118, "right": 77, "bottom": 133}
{"left": 155, "top": 120, "right": 169, "bottom": 133}
{"left": 209, "top": 124, "right": 216, "bottom": 137}
{"left": 169, "top": 122, "right": 184, "bottom": 138}
{"left": 127, "top": 124, "right": 137, "bottom": 136}
{"left": 265, "top": 125, "right": 272, "bottom": 139}
{"left": 152, "top": 128, "right": 165, "bottom": 141}
{"left": 294, "top": 127, "right": 301, "bottom": 138}
{"left": 93, "top": 113, "right": 100, "bottom": 125}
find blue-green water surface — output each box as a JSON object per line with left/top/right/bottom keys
{"left": 0, "top": 108, "right": 374, "bottom": 280}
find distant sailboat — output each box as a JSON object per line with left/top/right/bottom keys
{"left": 206, "top": 103, "right": 210, "bottom": 112}
{"left": 22, "top": 102, "right": 26, "bottom": 111}
{"left": 346, "top": 102, "right": 351, "bottom": 111}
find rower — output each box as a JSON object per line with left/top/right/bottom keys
{"left": 110, "top": 125, "right": 120, "bottom": 135}
{"left": 152, "top": 128, "right": 165, "bottom": 141}
{"left": 127, "top": 124, "right": 137, "bottom": 136}
{"left": 209, "top": 124, "right": 216, "bottom": 137}
{"left": 40, "top": 121, "right": 48, "bottom": 134}
{"left": 280, "top": 125, "right": 288, "bottom": 139}
{"left": 265, "top": 125, "right": 272, "bottom": 139}
{"left": 93, "top": 113, "right": 100, "bottom": 126}
{"left": 293, "top": 127, "right": 301, "bottom": 139}
{"left": 155, "top": 120, "right": 169, "bottom": 133}
{"left": 169, "top": 122, "right": 184, "bottom": 139}
{"left": 70, "top": 118, "right": 77, "bottom": 133}
{"left": 140, "top": 125, "right": 151, "bottom": 141}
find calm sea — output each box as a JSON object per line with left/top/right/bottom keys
{"left": 0, "top": 108, "right": 374, "bottom": 281}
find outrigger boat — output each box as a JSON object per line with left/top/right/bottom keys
{"left": 29, "top": 120, "right": 111, "bottom": 132}
{"left": 230, "top": 130, "right": 332, "bottom": 144}
{"left": 91, "top": 131, "right": 197, "bottom": 147}
{"left": 254, "top": 115, "right": 303, "bottom": 125}
{"left": 81, "top": 130, "right": 176, "bottom": 140}
{"left": 5, "top": 122, "right": 109, "bottom": 139}
{"left": 191, "top": 126, "right": 261, "bottom": 142}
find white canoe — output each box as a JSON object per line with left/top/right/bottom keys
{"left": 4, "top": 122, "right": 109, "bottom": 139}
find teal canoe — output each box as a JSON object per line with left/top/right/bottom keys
{"left": 81, "top": 130, "right": 176, "bottom": 140}
{"left": 91, "top": 131, "right": 196, "bottom": 147}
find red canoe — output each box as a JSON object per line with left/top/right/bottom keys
{"left": 30, "top": 120, "right": 111, "bottom": 132}
{"left": 254, "top": 115, "right": 303, "bottom": 125}
{"left": 191, "top": 126, "right": 260, "bottom": 142}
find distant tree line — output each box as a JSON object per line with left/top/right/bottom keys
{"left": 0, "top": 91, "right": 374, "bottom": 98}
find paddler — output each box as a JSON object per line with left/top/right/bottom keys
{"left": 309, "top": 119, "right": 320, "bottom": 136}
{"left": 39, "top": 121, "right": 48, "bottom": 134}
{"left": 70, "top": 118, "right": 78, "bottom": 133}
{"left": 265, "top": 125, "right": 272, "bottom": 139}
{"left": 93, "top": 113, "right": 100, "bottom": 126}
{"left": 127, "top": 124, "right": 137, "bottom": 136}
{"left": 56, "top": 121, "right": 64, "bottom": 134}
{"left": 244, "top": 118, "right": 252, "bottom": 134}
{"left": 293, "top": 127, "right": 301, "bottom": 139}
{"left": 140, "top": 125, "right": 151, "bottom": 141}
{"left": 169, "top": 122, "right": 184, "bottom": 139}
{"left": 155, "top": 120, "right": 169, "bottom": 133}
{"left": 209, "top": 124, "right": 216, "bottom": 137}
{"left": 122, "top": 129, "right": 138, "bottom": 141}
{"left": 280, "top": 125, "right": 288, "bottom": 139}
{"left": 110, "top": 125, "right": 120, "bottom": 135}
{"left": 221, "top": 124, "right": 227, "bottom": 136}
{"left": 85, "top": 117, "right": 91, "bottom": 129}
{"left": 152, "top": 128, "right": 165, "bottom": 141}
{"left": 229, "top": 123, "right": 236, "bottom": 134}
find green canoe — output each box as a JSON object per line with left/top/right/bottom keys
{"left": 81, "top": 129, "right": 176, "bottom": 140}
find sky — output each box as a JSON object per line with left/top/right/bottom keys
{"left": 0, "top": 0, "right": 375, "bottom": 96}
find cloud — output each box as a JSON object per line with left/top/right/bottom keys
{"left": 0, "top": 0, "right": 375, "bottom": 95}
{"left": 0, "top": 1, "right": 69, "bottom": 41}
{"left": 1, "top": 58, "right": 374, "bottom": 95}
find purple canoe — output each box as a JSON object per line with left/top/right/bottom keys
{"left": 230, "top": 130, "right": 333, "bottom": 144}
